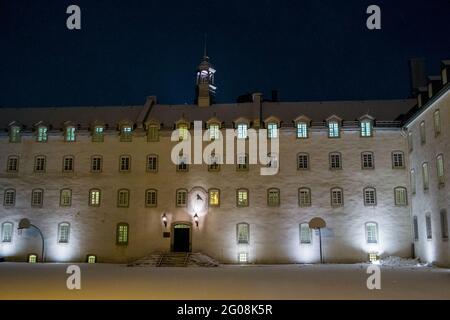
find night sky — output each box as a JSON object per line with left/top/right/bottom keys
{"left": 1, "top": 0, "right": 449, "bottom": 107}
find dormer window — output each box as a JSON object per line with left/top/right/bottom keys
{"left": 177, "top": 123, "right": 189, "bottom": 141}
{"left": 360, "top": 119, "right": 373, "bottom": 137}
{"left": 296, "top": 122, "right": 308, "bottom": 139}
{"left": 237, "top": 123, "right": 248, "bottom": 139}
{"left": 37, "top": 126, "right": 48, "bottom": 142}
{"left": 147, "top": 125, "right": 159, "bottom": 142}
{"left": 65, "top": 126, "right": 76, "bottom": 142}
{"left": 328, "top": 121, "right": 340, "bottom": 138}
{"left": 9, "top": 125, "right": 21, "bottom": 143}
{"left": 209, "top": 123, "right": 220, "bottom": 140}
{"left": 92, "top": 125, "right": 104, "bottom": 142}
{"left": 120, "top": 125, "right": 133, "bottom": 142}
{"left": 267, "top": 123, "right": 278, "bottom": 138}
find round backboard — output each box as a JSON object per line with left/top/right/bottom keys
{"left": 309, "top": 217, "right": 326, "bottom": 229}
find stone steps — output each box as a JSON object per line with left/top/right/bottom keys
{"left": 127, "top": 252, "right": 219, "bottom": 268}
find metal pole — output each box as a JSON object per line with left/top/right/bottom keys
{"left": 31, "top": 224, "right": 45, "bottom": 263}
{"left": 319, "top": 228, "right": 323, "bottom": 264}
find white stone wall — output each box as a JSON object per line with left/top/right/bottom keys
{"left": 0, "top": 126, "right": 412, "bottom": 264}
{"left": 406, "top": 87, "right": 450, "bottom": 267}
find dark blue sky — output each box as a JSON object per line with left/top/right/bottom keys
{"left": 1, "top": 0, "right": 449, "bottom": 106}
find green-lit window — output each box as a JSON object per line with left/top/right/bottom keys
{"left": 209, "top": 189, "right": 220, "bottom": 206}
{"left": 87, "top": 255, "right": 97, "bottom": 263}
{"left": 177, "top": 123, "right": 189, "bottom": 141}
{"left": 296, "top": 122, "right": 308, "bottom": 138}
{"left": 300, "top": 223, "right": 312, "bottom": 244}
{"left": 65, "top": 126, "right": 76, "bottom": 142}
{"left": 37, "top": 126, "right": 48, "bottom": 142}
{"left": 28, "top": 254, "right": 37, "bottom": 263}
{"left": 116, "top": 223, "right": 129, "bottom": 245}
{"left": 237, "top": 189, "right": 249, "bottom": 207}
{"left": 9, "top": 126, "right": 21, "bottom": 143}
{"left": 89, "top": 189, "right": 101, "bottom": 207}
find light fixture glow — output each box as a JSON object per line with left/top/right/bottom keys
{"left": 194, "top": 213, "right": 199, "bottom": 227}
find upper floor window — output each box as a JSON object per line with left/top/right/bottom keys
{"left": 145, "top": 189, "right": 157, "bottom": 207}
{"left": 31, "top": 188, "right": 44, "bottom": 207}
{"left": 329, "top": 152, "right": 342, "bottom": 170}
{"left": 237, "top": 223, "right": 249, "bottom": 244}
{"left": 91, "top": 155, "right": 103, "bottom": 172}
{"left": 394, "top": 187, "right": 408, "bottom": 206}
{"left": 58, "top": 223, "right": 70, "bottom": 244}
{"left": 37, "top": 126, "right": 48, "bottom": 142}
{"left": 147, "top": 125, "right": 159, "bottom": 142}
{"left": 237, "top": 189, "right": 249, "bottom": 207}
{"left": 360, "top": 120, "right": 372, "bottom": 137}
{"left": 361, "top": 152, "right": 374, "bottom": 169}
{"left": 176, "top": 189, "right": 188, "bottom": 207}
{"left": 392, "top": 151, "right": 405, "bottom": 169}
{"left": 237, "top": 153, "right": 249, "bottom": 171}
{"left": 120, "top": 125, "right": 133, "bottom": 142}
{"left": 1, "top": 222, "right": 13, "bottom": 242}
{"left": 34, "top": 156, "right": 46, "bottom": 173}
{"left": 176, "top": 153, "right": 189, "bottom": 172}
{"left": 440, "top": 210, "right": 449, "bottom": 240}
{"left": 413, "top": 216, "right": 419, "bottom": 241}
{"left": 3, "top": 189, "right": 16, "bottom": 207}
{"left": 237, "top": 123, "right": 248, "bottom": 139}
{"left": 65, "top": 126, "right": 76, "bottom": 142}
{"left": 298, "top": 188, "right": 311, "bottom": 207}
{"left": 422, "top": 162, "right": 429, "bottom": 190}
{"left": 410, "top": 169, "right": 416, "bottom": 195}
{"left": 331, "top": 188, "right": 343, "bottom": 207}
{"left": 209, "top": 123, "right": 220, "bottom": 140}
{"left": 297, "top": 153, "right": 309, "bottom": 170}
{"left": 363, "top": 187, "right": 377, "bottom": 206}
{"left": 365, "top": 222, "right": 378, "bottom": 244}
{"left": 9, "top": 125, "right": 21, "bottom": 143}
{"left": 267, "top": 188, "right": 280, "bottom": 207}
{"left": 92, "top": 125, "right": 104, "bottom": 142}
{"left": 116, "top": 223, "right": 129, "bottom": 245}
{"left": 425, "top": 214, "right": 432, "bottom": 240}
{"left": 117, "top": 189, "right": 130, "bottom": 207}
{"left": 436, "top": 154, "right": 445, "bottom": 186}
{"left": 7, "top": 156, "right": 19, "bottom": 173}
{"left": 89, "top": 189, "right": 101, "bottom": 207}
{"left": 209, "top": 189, "right": 220, "bottom": 207}
{"left": 300, "top": 223, "right": 312, "bottom": 244}
{"left": 60, "top": 189, "right": 72, "bottom": 207}
{"left": 420, "top": 121, "right": 426, "bottom": 144}
{"left": 146, "top": 154, "right": 158, "bottom": 172}
{"left": 266, "top": 153, "right": 278, "bottom": 170}
{"left": 267, "top": 123, "right": 278, "bottom": 138}
{"left": 296, "top": 122, "right": 308, "bottom": 139}
{"left": 62, "top": 155, "right": 74, "bottom": 173}
{"left": 328, "top": 121, "right": 340, "bottom": 138}
{"left": 408, "top": 132, "right": 413, "bottom": 152}
{"left": 208, "top": 153, "right": 220, "bottom": 172}
{"left": 119, "top": 155, "right": 131, "bottom": 172}
{"left": 433, "top": 110, "right": 441, "bottom": 136}
{"left": 177, "top": 123, "right": 189, "bottom": 141}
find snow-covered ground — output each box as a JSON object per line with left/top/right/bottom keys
{"left": 0, "top": 262, "right": 449, "bottom": 300}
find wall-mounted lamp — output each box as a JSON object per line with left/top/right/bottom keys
{"left": 162, "top": 213, "right": 167, "bottom": 228}
{"left": 194, "top": 213, "right": 199, "bottom": 228}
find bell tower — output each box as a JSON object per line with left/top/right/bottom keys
{"left": 195, "top": 38, "right": 216, "bottom": 107}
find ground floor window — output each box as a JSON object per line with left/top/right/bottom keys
{"left": 1, "top": 222, "right": 13, "bottom": 242}
{"left": 413, "top": 216, "right": 419, "bottom": 241}
{"left": 440, "top": 210, "right": 448, "bottom": 240}
{"left": 116, "top": 223, "right": 129, "bottom": 245}
{"left": 237, "top": 223, "right": 249, "bottom": 244}
{"left": 425, "top": 215, "right": 432, "bottom": 240}
{"left": 238, "top": 252, "right": 248, "bottom": 263}
{"left": 28, "top": 254, "right": 37, "bottom": 263}
{"left": 300, "top": 223, "right": 312, "bottom": 244}
{"left": 365, "top": 222, "right": 378, "bottom": 244}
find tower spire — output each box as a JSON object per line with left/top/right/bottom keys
{"left": 203, "top": 33, "right": 208, "bottom": 59}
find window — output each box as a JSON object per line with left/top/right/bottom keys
{"left": 1, "top": 222, "right": 13, "bottom": 242}
{"left": 237, "top": 223, "right": 249, "bottom": 244}
{"left": 413, "top": 216, "right": 419, "bottom": 241}
{"left": 28, "top": 254, "right": 37, "bottom": 263}
{"left": 237, "top": 189, "right": 249, "bottom": 207}
{"left": 422, "top": 162, "right": 429, "bottom": 190}
{"left": 365, "top": 222, "right": 378, "bottom": 244}
{"left": 267, "top": 153, "right": 278, "bottom": 170}
{"left": 408, "top": 132, "right": 413, "bottom": 152}
{"left": 364, "top": 188, "right": 377, "bottom": 206}
{"left": 237, "top": 153, "right": 249, "bottom": 171}
{"left": 89, "top": 189, "right": 101, "bottom": 206}
{"left": 9, "top": 126, "right": 21, "bottom": 143}
{"left": 209, "top": 189, "right": 220, "bottom": 206}
{"left": 87, "top": 255, "right": 97, "bottom": 263}
{"left": 209, "top": 123, "right": 220, "bottom": 140}
{"left": 145, "top": 189, "right": 157, "bottom": 207}
{"left": 92, "top": 126, "right": 104, "bottom": 142}
{"left": 436, "top": 154, "right": 445, "bottom": 185}
{"left": 146, "top": 154, "right": 158, "bottom": 172}
{"left": 58, "top": 223, "right": 70, "bottom": 244}
{"left": 267, "top": 123, "right": 278, "bottom": 138}
{"left": 34, "top": 156, "right": 46, "bottom": 172}
{"left": 3, "top": 189, "right": 15, "bottom": 207}
{"left": 360, "top": 120, "right": 372, "bottom": 137}
{"left": 296, "top": 122, "right": 308, "bottom": 139}
{"left": 65, "top": 126, "right": 76, "bottom": 142}
{"left": 297, "top": 153, "right": 309, "bottom": 170}
{"left": 119, "top": 155, "right": 131, "bottom": 172}
{"left": 300, "top": 223, "right": 312, "bottom": 244}
{"left": 361, "top": 152, "right": 374, "bottom": 169}
{"left": 331, "top": 188, "right": 343, "bottom": 207}
{"left": 60, "top": 189, "right": 72, "bottom": 207}
{"left": 91, "top": 156, "right": 103, "bottom": 172}
{"left": 7, "top": 156, "right": 19, "bottom": 172}
{"left": 425, "top": 215, "right": 432, "bottom": 240}
{"left": 237, "top": 123, "right": 248, "bottom": 139}
{"left": 440, "top": 210, "right": 448, "bottom": 240}
{"left": 31, "top": 189, "right": 44, "bottom": 207}
{"left": 176, "top": 189, "right": 188, "bottom": 207}
{"left": 433, "top": 110, "right": 441, "bottom": 135}
{"left": 420, "top": 121, "right": 426, "bottom": 144}
{"left": 117, "top": 189, "right": 130, "bottom": 207}
{"left": 120, "top": 125, "right": 133, "bottom": 142}
{"left": 238, "top": 252, "right": 248, "bottom": 263}
{"left": 410, "top": 169, "right": 416, "bottom": 194}
{"left": 177, "top": 123, "right": 189, "bottom": 141}
{"left": 392, "top": 151, "right": 405, "bottom": 169}
{"left": 208, "top": 153, "right": 220, "bottom": 172}
{"left": 267, "top": 188, "right": 280, "bottom": 207}
{"left": 37, "top": 126, "right": 48, "bottom": 142}
{"left": 176, "top": 154, "right": 189, "bottom": 172}
{"left": 328, "top": 121, "right": 340, "bottom": 138}
{"left": 62, "top": 156, "right": 74, "bottom": 173}
{"left": 394, "top": 187, "right": 408, "bottom": 206}
{"left": 116, "top": 223, "right": 129, "bottom": 245}
{"left": 329, "top": 152, "right": 342, "bottom": 170}
{"left": 147, "top": 125, "right": 159, "bottom": 142}
{"left": 298, "top": 188, "right": 311, "bottom": 207}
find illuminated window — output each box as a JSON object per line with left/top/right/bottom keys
{"left": 237, "top": 123, "right": 248, "bottom": 139}
{"left": 116, "top": 223, "right": 129, "bottom": 245}
{"left": 267, "top": 188, "right": 280, "bottom": 207}
{"left": 147, "top": 125, "right": 159, "bottom": 142}
{"left": 209, "top": 123, "right": 220, "bottom": 140}
{"left": 91, "top": 155, "right": 103, "bottom": 172}
{"left": 177, "top": 123, "right": 189, "bottom": 141}
{"left": 208, "top": 153, "right": 220, "bottom": 172}
{"left": 34, "top": 155, "right": 46, "bottom": 172}
{"left": 368, "top": 253, "right": 378, "bottom": 263}
{"left": 9, "top": 126, "right": 21, "bottom": 143}
{"left": 117, "top": 189, "right": 130, "bottom": 207}
{"left": 3, "top": 189, "right": 15, "bottom": 207}
{"left": 58, "top": 223, "right": 70, "bottom": 244}
{"left": 65, "top": 126, "right": 76, "bottom": 142}
{"left": 392, "top": 151, "right": 404, "bottom": 169}
{"left": 31, "top": 189, "right": 44, "bottom": 207}
{"left": 37, "top": 126, "right": 48, "bottom": 142}
{"left": 298, "top": 188, "right": 311, "bottom": 207}
{"left": 413, "top": 216, "right": 419, "bottom": 241}
{"left": 440, "top": 210, "right": 448, "bottom": 240}
{"left": 425, "top": 215, "right": 432, "bottom": 240}
{"left": 120, "top": 125, "right": 133, "bottom": 142}
{"left": 145, "top": 189, "right": 157, "bottom": 207}
{"left": 92, "top": 126, "right": 104, "bottom": 142}
{"left": 329, "top": 152, "right": 342, "bottom": 170}
{"left": 146, "top": 154, "right": 158, "bottom": 172}
{"left": 328, "top": 121, "right": 340, "bottom": 138}
{"left": 394, "top": 187, "right": 408, "bottom": 206}
{"left": 436, "top": 154, "right": 445, "bottom": 185}
{"left": 176, "top": 154, "right": 189, "bottom": 172}
{"left": 60, "top": 189, "right": 72, "bottom": 207}
{"left": 119, "top": 155, "right": 131, "bottom": 172}
{"left": 237, "top": 223, "right": 249, "bottom": 244}
{"left": 1, "top": 222, "right": 13, "bottom": 242}
{"left": 363, "top": 188, "right": 377, "bottom": 206}
{"left": 331, "top": 188, "right": 343, "bottom": 207}
{"left": 87, "top": 255, "right": 97, "bottom": 263}
{"left": 28, "top": 254, "right": 37, "bottom": 263}
{"left": 62, "top": 155, "right": 74, "bottom": 172}
{"left": 433, "top": 110, "right": 441, "bottom": 135}
{"left": 297, "top": 153, "right": 309, "bottom": 170}
{"left": 7, "top": 156, "right": 19, "bottom": 172}
{"left": 300, "top": 223, "right": 312, "bottom": 244}
{"left": 419, "top": 121, "right": 426, "bottom": 144}
{"left": 237, "top": 189, "right": 249, "bottom": 207}
{"left": 410, "top": 169, "right": 416, "bottom": 194}
{"left": 238, "top": 252, "right": 248, "bottom": 263}
{"left": 89, "top": 189, "right": 101, "bottom": 207}
{"left": 422, "top": 162, "right": 429, "bottom": 190}
{"left": 360, "top": 120, "right": 372, "bottom": 137}
{"left": 365, "top": 222, "right": 378, "bottom": 244}
{"left": 176, "top": 189, "right": 188, "bottom": 207}
{"left": 209, "top": 189, "right": 220, "bottom": 206}
{"left": 408, "top": 132, "right": 413, "bottom": 152}
{"left": 267, "top": 123, "right": 278, "bottom": 138}
{"left": 361, "top": 152, "right": 374, "bottom": 169}
{"left": 296, "top": 122, "right": 308, "bottom": 138}
{"left": 236, "top": 153, "right": 249, "bottom": 171}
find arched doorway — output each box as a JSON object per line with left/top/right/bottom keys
{"left": 171, "top": 223, "right": 192, "bottom": 252}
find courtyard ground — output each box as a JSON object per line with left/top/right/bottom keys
{"left": 0, "top": 262, "right": 449, "bottom": 300}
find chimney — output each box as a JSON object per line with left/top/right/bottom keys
{"left": 427, "top": 76, "right": 443, "bottom": 98}
{"left": 271, "top": 90, "right": 278, "bottom": 102}
{"left": 416, "top": 87, "right": 428, "bottom": 108}
{"left": 441, "top": 60, "right": 450, "bottom": 85}
{"left": 409, "top": 58, "right": 427, "bottom": 97}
